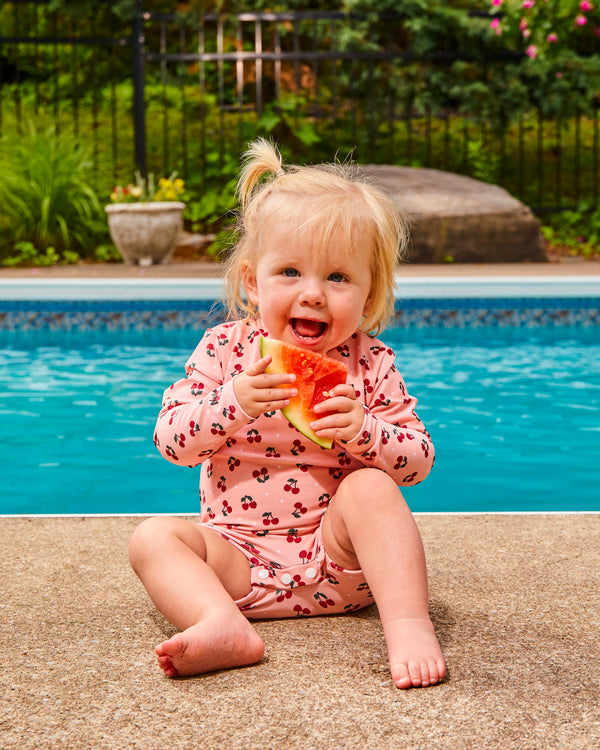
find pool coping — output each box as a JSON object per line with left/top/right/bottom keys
{"left": 1, "top": 275, "right": 599, "bottom": 300}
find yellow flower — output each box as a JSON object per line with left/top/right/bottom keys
{"left": 110, "top": 171, "right": 185, "bottom": 203}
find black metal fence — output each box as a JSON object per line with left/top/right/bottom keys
{"left": 1, "top": 0, "right": 599, "bottom": 212}
{"left": 0, "top": 0, "right": 133, "bottom": 181}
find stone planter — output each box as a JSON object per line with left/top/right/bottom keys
{"left": 105, "top": 201, "right": 186, "bottom": 266}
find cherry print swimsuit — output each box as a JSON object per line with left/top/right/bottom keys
{"left": 154, "top": 319, "right": 434, "bottom": 618}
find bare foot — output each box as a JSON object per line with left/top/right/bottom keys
{"left": 155, "top": 610, "right": 265, "bottom": 678}
{"left": 384, "top": 617, "right": 446, "bottom": 689}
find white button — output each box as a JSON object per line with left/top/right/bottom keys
{"left": 281, "top": 573, "right": 293, "bottom": 585}
{"left": 305, "top": 567, "right": 317, "bottom": 579}
{"left": 258, "top": 569, "right": 269, "bottom": 579}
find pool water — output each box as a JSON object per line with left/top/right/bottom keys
{"left": 1, "top": 326, "right": 598, "bottom": 514}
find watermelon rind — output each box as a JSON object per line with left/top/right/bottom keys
{"left": 260, "top": 337, "right": 347, "bottom": 449}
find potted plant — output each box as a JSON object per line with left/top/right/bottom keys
{"left": 105, "top": 172, "right": 186, "bottom": 265}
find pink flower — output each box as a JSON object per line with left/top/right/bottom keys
{"left": 547, "top": 32, "right": 558, "bottom": 42}
{"left": 491, "top": 0, "right": 503, "bottom": 5}
{"left": 519, "top": 18, "right": 528, "bottom": 31}
{"left": 522, "top": 0, "right": 535, "bottom": 7}
{"left": 575, "top": 14, "right": 588, "bottom": 25}
{"left": 490, "top": 18, "right": 502, "bottom": 34}
{"left": 580, "top": 1, "right": 593, "bottom": 11}
{"left": 526, "top": 44, "right": 538, "bottom": 58}
{"left": 556, "top": 71, "right": 563, "bottom": 78}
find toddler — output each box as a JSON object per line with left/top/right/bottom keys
{"left": 129, "top": 139, "right": 446, "bottom": 689}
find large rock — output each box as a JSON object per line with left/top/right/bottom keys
{"left": 362, "top": 165, "right": 546, "bottom": 263}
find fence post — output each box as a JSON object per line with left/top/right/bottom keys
{"left": 132, "top": 0, "right": 146, "bottom": 173}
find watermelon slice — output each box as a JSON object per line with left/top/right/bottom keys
{"left": 260, "top": 337, "right": 349, "bottom": 449}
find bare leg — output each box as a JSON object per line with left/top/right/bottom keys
{"left": 321, "top": 469, "right": 446, "bottom": 689}
{"left": 129, "top": 516, "right": 264, "bottom": 677}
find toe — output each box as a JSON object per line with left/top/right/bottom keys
{"left": 157, "top": 634, "right": 187, "bottom": 660}
{"left": 393, "top": 664, "right": 413, "bottom": 689}
{"left": 436, "top": 658, "right": 447, "bottom": 684}
{"left": 419, "top": 665, "right": 431, "bottom": 687}
{"left": 408, "top": 660, "right": 426, "bottom": 687}
{"left": 156, "top": 654, "right": 178, "bottom": 677}
{"left": 427, "top": 660, "right": 439, "bottom": 685}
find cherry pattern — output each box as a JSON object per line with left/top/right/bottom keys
{"left": 284, "top": 478, "right": 300, "bottom": 495}
{"left": 315, "top": 591, "right": 336, "bottom": 609}
{"left": 293, "top": 605, "right": 311, "bottom": 617}
{"left": 292, "top": 501, "right": 308, "bottom": 518}
{"left": 290, "top": 439, "right": 305, "bottom": 456}
{"left": 286, "top": 528, "right": 302, "bottom": 543}
{"left": 154, "top": 319, "right": 434, "bottom": 618}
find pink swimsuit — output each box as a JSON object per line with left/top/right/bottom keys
{"left": 154, "top": 319, "right": 434, "bottom": 619}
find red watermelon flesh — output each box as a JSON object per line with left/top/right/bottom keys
{"left": 260, "top": 337, "right": 348, "bottom": 449}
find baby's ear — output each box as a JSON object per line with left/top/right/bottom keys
{"left": 242, "top": 263, "right": 259, "bottom": 307}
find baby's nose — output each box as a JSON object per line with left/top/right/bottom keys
{"left": 299, "top": 281, "right": 325, "bottom": 305}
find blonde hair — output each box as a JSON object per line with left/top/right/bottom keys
{"left": 223, "top": 138, "right": 408, "bottom": 336}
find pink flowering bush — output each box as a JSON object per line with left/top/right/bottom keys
{"left": 487, "top": 0, "right": 600, "bottom": 116}
{"left": 489, "top": 0, "right": 600, "bottom": 58}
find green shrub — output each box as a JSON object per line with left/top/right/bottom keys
{"left": 1, "top": 242, "right": 80, "bottom": 268}
{"left": 0, "top": 124, "right": 109, "bottom": 262}
{"left": 541, "top": 205, "right": 600, "bottom": 258}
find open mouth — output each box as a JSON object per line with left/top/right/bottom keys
{"left": 291, "top": 318, "right": 327, "bottom": 341}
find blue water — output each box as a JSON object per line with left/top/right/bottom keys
{"left": 1, "top": 326, "right": 598, "bottom": 514}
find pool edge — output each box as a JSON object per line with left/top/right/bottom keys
{"left": 1, "top": 275, "right": 599, "bottom": 300}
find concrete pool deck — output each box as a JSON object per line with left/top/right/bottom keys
{"left": 2, "top": 260, "right": 599, "bottom": 749}
{"left": 2, "top": 514, "right": 599, "bottom": 749}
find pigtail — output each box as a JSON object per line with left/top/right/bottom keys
{"left": 237, "top": 138, "right": 283, "bottom": 207}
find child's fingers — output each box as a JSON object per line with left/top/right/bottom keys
{"left": 324, "top": 383, "right": 356, "bottom": 400}
{"left": 311, "top": 385, "right": 357, "bottom": 417}
{"left": 260, "top": 397, "right": 293, "bottom": 412}
{"left": 310, "top": 413, "right": 345, "bottom": 431}
{"left": 310, "top": 391, "right": 364, "bottom": 442}
{"left": 233, "top": 363, "right": 295, "bottom": 417}
{"left": 255, "top": 387, "right": 297, "bottom": 403}
{"left": 264, "top": 373, "right": 296, "bottom": 386}
{"left": 244, "top": 357, "right": 296, "bottom": 385}
{"left": 246, "top": 375, "right": 296, "bottom": 396}
{"left": 243, "top": 355, "right": 272, "bottom": 376}
{"left": 309, "top": 411, "right": 363, "bottom": 443}
{"left": 313, "top": 394, "right": 356, "bottom": 415}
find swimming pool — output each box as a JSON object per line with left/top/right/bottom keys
{"left": 1, "top": 276, "right": 598, "bottom": 515}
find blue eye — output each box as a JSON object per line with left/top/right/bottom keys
{"left": 329, "top": 272, "right": 346, "bottom": 283}
{"left": 283, "top": 268, "right": 299, "bottom": 277}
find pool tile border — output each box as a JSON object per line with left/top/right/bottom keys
{"left": 1, "top": 276, "right": 598, "bottom": 330}
{"left": 0, "top": 297, "right": 598, "bottom": 331}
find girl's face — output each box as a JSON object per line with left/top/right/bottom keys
{"left": 243, "top": 222, "right": 372, "bottom": 353}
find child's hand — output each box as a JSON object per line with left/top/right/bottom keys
{"left": 310, "top": 384, "right": 364, "bottom": 445}
{"left": 233, "top": 355, "right": 297, "bottom": 419}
